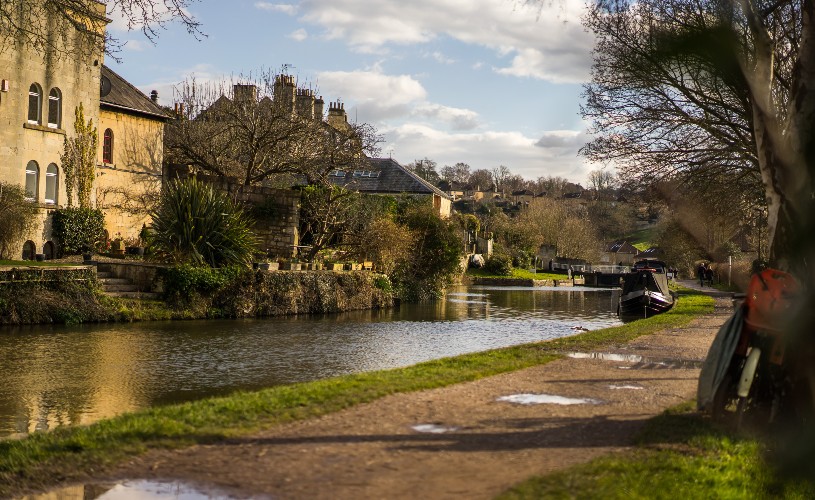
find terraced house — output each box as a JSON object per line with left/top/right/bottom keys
{"left": 0, "top": 0, "right": 168, "bottom": 259}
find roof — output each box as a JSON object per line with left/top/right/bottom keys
{"left": 329, "top": 158, "right": 451, "bottom": 199}
{"left": 604, "top": 240, "right": 639, "bottom": 254}
{"left": 100, "top": 65, "right": 171, "bottom": 121}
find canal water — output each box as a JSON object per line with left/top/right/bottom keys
{"left": 0, "top": 285, "right": 621, "bottom": 438}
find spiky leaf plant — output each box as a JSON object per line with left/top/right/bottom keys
{"left": 150, "top": 177, "right": 257, "bottom": 268}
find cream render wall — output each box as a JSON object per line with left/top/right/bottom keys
{"left": 96, "top": 109, "right": 164, "bottom": 242}
{"left": 0, "top": 4, "right": 105, "bottom": 258}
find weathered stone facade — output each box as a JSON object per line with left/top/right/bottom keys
{"left": 0, "top": 4, "right": 168, "bottom": 257}
{"left": 0, "top": 2, "right": 107, "bottom": 257}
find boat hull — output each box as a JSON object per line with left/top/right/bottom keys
{"left": 618, "top": 271, "right": 675, "bottom": 318}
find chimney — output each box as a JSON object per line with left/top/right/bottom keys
{"left": 273, "top": 74, "right": 296, "bottom": 114}
{"left": 327, "top": 100, "right": 350, "bottom": 131}
{"left": 295, "top": 88, "right": 315, "bottom": 119}
{"left": 233, "top": 84, "right": 257, "bottom": 102}
{"left": 150, "top": 90, "right": 158, "bottom": 103}
{"left": 314, "top": 96, "right": 324, "bottom": 121}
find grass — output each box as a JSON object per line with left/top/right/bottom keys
{"left": 625, "top": 226, "right": 658, "bottom": 251}
{"left": 498, "top": 403, "right": 815, "bottom": 499}
{"left": 0, "top": 260, "right": 87, "bottom": 267}
{"left": 0, "top": 288, "right": 714, "bottom": 496}
{"left": 467, "top": 267, "right": 565, "bottom": 281}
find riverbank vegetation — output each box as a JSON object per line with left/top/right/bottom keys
{"left": 499, "top": 403, "right": 815, "bottom": 498}
{"left": 0, "top": 288, "right": 712, "bottom": 496}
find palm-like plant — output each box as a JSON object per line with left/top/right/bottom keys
{"left": 150, "top": 177, "right": 257, "bottom": 267}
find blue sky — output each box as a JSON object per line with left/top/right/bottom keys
{"left": 106, "top": 0, "right": 596, "bottom": 183}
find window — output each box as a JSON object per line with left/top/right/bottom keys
{"left": 22, "top": 241, "right": 36, "bottom": 261}
{"left": 352, "top": 170, "right": 380, "bottom": 178}
{"left": 28, "top": 84, "right": 42, "bottom": 124}
{"left": 44, "top": 163, "right": 58, "bottom": 205}
{"left": 25, "top": 161, "right": 39, "bottom": 201}
{"left": 103, "top": 128, "right": 114, "bottom": 164}
{"left": 47, "top": 88, "right": 61, "bottom": 128}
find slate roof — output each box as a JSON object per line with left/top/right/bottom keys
{"left": 100, "top": 65, "right": 170, "bottom": 120}
{"left": 329, "top": 158, "right": 451, "bottom": 199}
{"left": 604, "top": 240, "right": 639, "bottom": 254}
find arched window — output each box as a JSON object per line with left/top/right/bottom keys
{"left": 28, "top": 83, "right": 42, "bottom": 124}
{"left": 44, "top": 163, "right": 58, "bottom": 205}
{"left": 47, "top": 88, "right": 61, "bottom": 128}
{"left": 25, "top": 160, "right": 39, "bottom": 201}
{"left": 103, "top": 128, "right": 114, "bottom": 164}
{"left": 43, "top": 241, "right": 55, "bottom": 260}
{"left": 22, "top": 241, "right": 36, "bottom": 261}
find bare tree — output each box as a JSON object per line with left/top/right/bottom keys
{"left": 491, "top": 165, "right": 512, "bottom": 192}
{"left": 440, "top": 162, "right": 471, "bottom": 184}
{"left": 407, "top": 158, "right": 441, "bottom": 184}
{"left": 0, "top": 0, "right": 203, "bottom": 59}
{"left": 165, "top": 71, "right": 381, "bottom": 187}
{"left": 468, "top": 169, "right": 494, "bottom": 191}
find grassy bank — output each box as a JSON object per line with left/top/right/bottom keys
{"left": 0, "top": 289, "right": 714, "bottom": 496}
{"left": 467, "top": 268, "right": 565, "bottom": 281}
{"left": 499, "top": 403, "right": 815, "bottom": 498}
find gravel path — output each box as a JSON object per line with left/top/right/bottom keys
{"left": 98, "top": 291, "right": 733, "bottom": 499}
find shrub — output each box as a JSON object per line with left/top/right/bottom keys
{"left": 0, "top": 182, "right": 37, "bottom": 259}
{"left": 150, "top": 177, "right": 258, "bottom": 267}
{"left": 161, "top": 264, "right": 249, "bottom": 305}
{"left": 51, "top": 207, "right": 106, "bottom": 255}
{"left": 484, "top": 253, "right": 513, "bottom": 276}
{"left": 392, "top": 203, "right": 464, "bottom": 301}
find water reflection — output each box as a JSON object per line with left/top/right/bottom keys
{"left": 19, "top": 480, "right": 234, "bottom": 500}
{"left": 0, "top": 286, "right": 620, "bottom": 437}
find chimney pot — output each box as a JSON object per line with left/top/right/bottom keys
{"left": 150, "top": 90, "right": 158, "bottom": 102}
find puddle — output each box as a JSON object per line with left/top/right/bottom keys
{"left": 412, "top": 423, "right": 459, "bottom": 434}
{"left": 19, "top": 480, "right": 236, "bottom": 500}
{"left": 608, "top": 384, "right": 645, "bottom": 390}
{"left": 497, "top": 394, "right": 602, "bottom": 405}
{"left": 566, "top": 352, "right": 704, "bottom": 369}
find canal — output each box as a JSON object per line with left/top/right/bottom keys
{"left": 0, "top": 285, "right": 621, "bottom": 438}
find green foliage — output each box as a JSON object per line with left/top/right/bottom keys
{"left": 150, "top": 177, "right": 258, "bottom": 267}
{"left": 392, "top": 203, "right": 464, "bottom": 300}
{"left": 484, "top": 253, "right": 513, "bottom": 276}
{"left": 459, "top": 213, "right": 480, "bottom": 234}
{"left": 161, "top": 264, "right": 233, "bottom": 300}
{"left": 60, "top": 103, "right": 98, "bottom": 208}
{"left": 51, "top": 207, "right": 106, "bottom": 255}
{"left": 0, "top": 182, "right": 37, "bottom": 259}
{"left": 372, "top": 274, "right": 393, "bottom": 293}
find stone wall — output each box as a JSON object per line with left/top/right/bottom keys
{"left": 171, "top": 172, "right": 302, "bottom": 258}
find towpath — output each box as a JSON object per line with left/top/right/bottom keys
{"left": 89, "top": 286, "right": 733, "bottom": 499}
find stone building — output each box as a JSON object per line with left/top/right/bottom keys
{"left": 0, "top": 2, "right": 167, "bottom": 258}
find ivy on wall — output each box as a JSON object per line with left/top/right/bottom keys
{"left": 60, "top": 103, "right": 98, "bottom": 208}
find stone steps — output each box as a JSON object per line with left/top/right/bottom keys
{"left": 96, "top": 264, "right": 159, "bottom": 299}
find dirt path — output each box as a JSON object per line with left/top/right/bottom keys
{"left": 106, "top": 292, "right": 732, "bottom": 499}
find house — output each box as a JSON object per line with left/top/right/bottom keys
{"left": 328, "top": 158, "right": 452, "bottom": 218}
{"left": 601, "top": 240, "right": 640, "bottom": 265}
{"left": 438, "top": 180, "right": 466, "bottom": 201}
{"left": 511, "top": 189, "right": 535, "bottom": 206}
{"left": 96, "top": 65, "right": 169, "bottom": 242}
{"left": 0, "top": 3, "right": 168, "bottom": 258}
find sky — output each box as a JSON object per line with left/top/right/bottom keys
{"left": 106, "top": 0, "right": 597, "bottom": 184}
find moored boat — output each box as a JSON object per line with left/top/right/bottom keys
{"left": 619, "top": 267, "right": 674, "bottom": 318}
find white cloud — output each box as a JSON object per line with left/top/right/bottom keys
{"left": 123, "top": 39, "right": 147, "bottom": 51}
{"left": 412, "top": 104, "right": 480, "bottom": 131}
{"left": 288, "top": 28, "right": 308, "bottom": 41}
{"left": 317, "top": 69, "right": 427, "bottom": 121}
{"left": 381, "top": 123, "right": 593, "bottom": 181}
{"left": 428, "top": 51, "right": 455, "bottom": 64}
{"left": 254, "top": 2, "right": 299, "bottom": 15}
{"left": 298, "top": 0, "right": 593, "bottom": 83}
{"left": 535, "top": 130, "right": 592, "bottom": 149}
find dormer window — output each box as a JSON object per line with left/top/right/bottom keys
{"left": 28, "top": 84, "right": 42, "bottom": 124}
{"left": 47, "top": 88, "right": 61, "bottom": 128}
